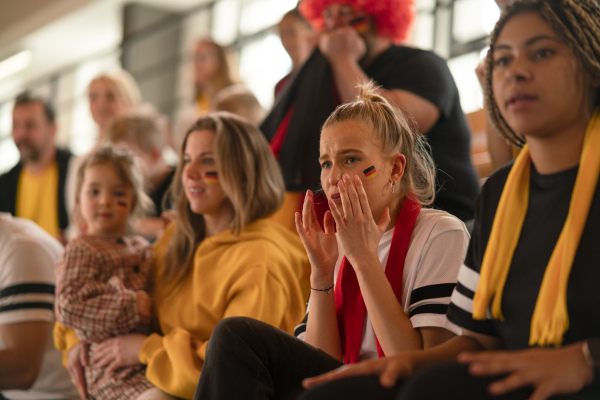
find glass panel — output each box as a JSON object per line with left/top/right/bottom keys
{"left": 239, "top": 33, "right": 291, "bottom": 110}
{"left": 448, "top": 51, "right": 484, "bottom": 114}
{"left": 0, "top": 139, "right": 19, "bottom": 174}
{"left": 453, "top": 0, "right": 500, "bottom": 43}
{"left": 411, "top": 12, "right": 434, "bottom": 50}
{"left": 212, "top": 0, "right": 240, "bottom": 46}
{"left": 239, "top": 0, "right": 298, "bottom": 36}
{"left": 0, "top": 100, "right": 14, "bottom": 140}
{"left": 416, "top": 0, "right": 437, "bottom": 12}
{"left": 69, "top": 97, "right": 97, "bottom": 156}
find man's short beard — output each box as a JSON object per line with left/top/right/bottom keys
{"left": 16, "top": 141, "right": 46, "bottom": 163}
{"left": 21, "top": 147, "right": 43, "bottom": 163}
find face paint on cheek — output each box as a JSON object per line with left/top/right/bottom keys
{"left": 117, "top": 200, "right": 128, "bottom": 208}
{"left": 205, "top": 171, "right": 219, "bottom": 184}
{"left": 363, "top": 165, "right": 377, "bottom": 180}
{"left": 350, "top": 16, "right": 369, "bottom": 34}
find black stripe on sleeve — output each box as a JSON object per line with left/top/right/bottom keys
{"left": 294, "top": 312, "right": 308, "bottom": 337}
{"left": 0, "top": 283, "right": 55, "bottom": 298}
{"left": 0, "top": 302, "right": 54, "bottom": 313}
{"left": 454, "top": 282, "right": 475, "bottom": 300}
{"left": 409, "top": 283, "right": 456, "bottom": 306}
{"left": 409, "top": 304, "right": 449, "bottom": 318}
{"left": 446, "top": 303, "right": 497, "bottom": 336}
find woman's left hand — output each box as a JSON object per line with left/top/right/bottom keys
{"left": 458, "top": 343, "right": 594, "bottom": 400}
{"left": 330, "top": 174, "right": 390, "bottom": 265}
{"left": 91, "top": 334, "right": 146, "bottom": 374}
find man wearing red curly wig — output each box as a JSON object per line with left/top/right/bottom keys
{"left": 262, "top": 0, "right": 480, "bottom": 223}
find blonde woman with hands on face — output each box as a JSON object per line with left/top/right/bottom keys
{"left": 193, "top": 82, "right": 469, "bottom": 400}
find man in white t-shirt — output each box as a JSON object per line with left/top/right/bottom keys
{"left": 0, "top": 213, "right": 77, "bottom": 399}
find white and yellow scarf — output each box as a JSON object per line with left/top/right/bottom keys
{"left": 472, "top": 109, "right": 600, "bottom": 347}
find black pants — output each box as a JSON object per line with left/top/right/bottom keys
{"left": 299, "top": 362, "right": 599, "bottom": 400}
{"left": 193, "top": 317, "right": 343, "bottom": 400}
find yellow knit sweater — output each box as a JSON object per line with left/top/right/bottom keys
{"left": 55, "top": 218, "right": 308, "bottom": 399}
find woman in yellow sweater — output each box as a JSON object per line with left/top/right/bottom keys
{"left": 55, "top": 112, "right": 308, "bottom": 399}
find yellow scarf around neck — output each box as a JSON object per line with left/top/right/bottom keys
{"left": 472, "top": 109, "right": 600, "bottom": 347}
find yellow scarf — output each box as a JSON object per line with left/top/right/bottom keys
{"left": 472, "top": 109, "right": 600, "bottom": 347}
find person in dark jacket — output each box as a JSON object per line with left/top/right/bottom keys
{"left": 0, "top": 92, "right": 72, "bottom": 244}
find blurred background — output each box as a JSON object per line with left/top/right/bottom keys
{"left": 0, "top": 0, "right": 501, "bottom": 173}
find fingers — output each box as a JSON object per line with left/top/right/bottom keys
{"left": 301, "top": 190, "right": 316, "bottom": 233}
{"left": 323, "top": 211, "right": 335, "bottom": 235}
{"left": 330, "top": 174, "right": 362, "bottom": 227}
{"left": 80, "top": 343, "right": 90, "bottom": 366}
{"left": 328, "top": 196, "right": 345, "bottom": 228}
{"left": 294, "top": 212, "right": 304, "bottom": 237}
{"left": 94, "top": 353, "right": 113, "bottom": 369}
{"left": 460, "top": 351, "right": 537, "bottom": 397}
{"left": 106, "top": 359, "right": 123, "bottom": 376}
{"left": 352, "top": 175, "right": 371, "bottom": 216}
{"left": 303, "top": 358, "right": 393, "bottom": 389}
{"left": 342, "top": 175, "right": 362, "bottom": 217}
{"left": 485, "top": 368, "right": 534, "bottom": 396}
{"left": 528, "top": 382, "right": 555, "bottom": 400}
{"left": 460, "top": 351, "right": 522, "bottom": 377}
{"left": 337, "top": 176, "right": 353, "bottom": 221}
{"left": 67, "top": 349, "right": 87, "bottom": 400}
{"left": 75, "top": 382, "right": 87, "bottom": 400}
{"left": 302, "top": 364, "right": 362, "bottom": 389}
{"left": 380, "top": 361, "right": 403, "bottom": 388}
{"left": 68, "top": 366, "right": 86, "bottom": 400}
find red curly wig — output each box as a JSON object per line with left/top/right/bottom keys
{"left": 299, "top": 0, "right": 414, "bottom": 43}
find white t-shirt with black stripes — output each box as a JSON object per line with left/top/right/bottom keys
{"left": 296, "top": 208, "right": 468, "bottom": 361}
{"left": 0, "top": 213, "right": 78, "bottom": 399}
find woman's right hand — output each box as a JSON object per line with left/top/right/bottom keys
{"left": 67, "top": 341, "right": 89, "bottom": 399}
{"left": 135, "top": 290, "right": 152, "bottom": 317}
{"left": 303, "top": 352, "right": 415, "bottom": 390}
{"left": 295, "top": 190, "right": 339, "bottom": 283}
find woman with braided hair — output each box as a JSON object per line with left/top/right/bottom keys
{"left": 299, "top": 0, "right": 600, "bottom": 399}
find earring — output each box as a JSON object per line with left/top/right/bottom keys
{"left": 390, "top": 181, "right": 395, "bottom": 194}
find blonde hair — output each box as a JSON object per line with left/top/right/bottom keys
{"left": 73, "top": 146, "right": 154, "bottom": 226}
{"left": 106, "top": 112, "right": 164, "bottom": 154}
{"left": 162, "top": 112, "right": 285, "bottom": 288}
{"left": 88, "top": 69, "right": 142, "bottom": 110}
{"left": 484, "top": 0, "right": 600, "bottom": 147}
{"left": 322, "top": 81, "right": 436, "bottom": 206}
{"left": 195, "top": 39, "right": 237, "bottom": 96}
{"left": 213, "top": 85, "right": 266, "bottom": 126}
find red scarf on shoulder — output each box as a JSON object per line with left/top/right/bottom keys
{"left": 334, "top": 197, "right": 421, "bottom": 364}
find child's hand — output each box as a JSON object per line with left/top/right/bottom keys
{"left": 135, "top": 290, "right": 151, "bottom": 317}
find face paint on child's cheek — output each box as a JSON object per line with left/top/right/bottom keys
{"left": 205, "top": 171, "right": 219, "bottom": 184}
{"left": 350, "top": 16, "right": 369, "bottom": 34}
{"left": 363, "top": 165, "right": 377, "bottom": 180}
{"left": 117, "top": 200, "right": 128, "bottom": 208}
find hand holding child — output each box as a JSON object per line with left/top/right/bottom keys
{"left": 135, "top": 290, "right": 151, "bottom": 317}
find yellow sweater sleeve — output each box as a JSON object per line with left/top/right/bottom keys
{"left": 53, "top": 321, "right": 82, "bottom": 366}
{"left": 139, "top": 266, "right": 289, "bottom": 399}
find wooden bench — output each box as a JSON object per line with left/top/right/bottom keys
{"left": 466, "top": 108, "right": 494, "bottom": 181}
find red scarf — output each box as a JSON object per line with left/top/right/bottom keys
{"left": 334, "top": 197, "right": 421, "bottom": 364}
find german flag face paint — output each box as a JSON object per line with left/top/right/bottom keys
{"left": 205, "top": 171, "right": 219, "bottom": 184}
{"left": 117, "top": 200, "right": 128, "bottom": 208}
{"left": 350, "top": 16, "right": 369, "bottom": 35}
{"left": 363, "top": 165, "right": 377, "bottom": 180}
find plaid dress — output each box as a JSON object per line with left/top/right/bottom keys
{"left": 55, "top": 235, "right": 154, "bottom": 400}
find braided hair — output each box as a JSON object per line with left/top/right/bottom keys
{"left": 484, "top": 0, "right": 600, "bottom": 147}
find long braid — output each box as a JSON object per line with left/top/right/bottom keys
{"left": 485, "top": 0, "right": 600, "bottom": 147}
